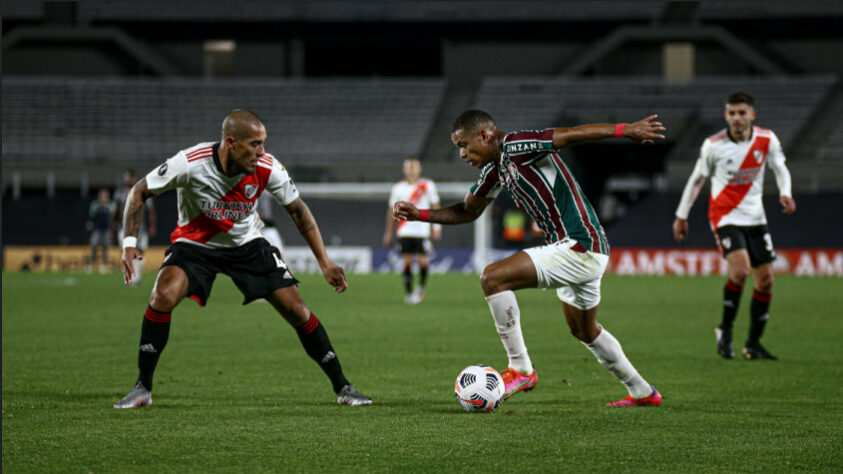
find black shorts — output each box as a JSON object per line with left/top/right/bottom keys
{"left": 715, "top": 225, "right": 776, "bottom": 267}
{"left": 398, "top": 237, "right": 429, "bottom": 255}
{"left": 161, "top": 238, "right": 298, "bottom": 306}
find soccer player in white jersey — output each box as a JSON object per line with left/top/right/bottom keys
{"left": 395, "top": 110, "right": 666, "bottom": 406}
{"left": 114, "top": 110, "right": 371, "bottom": 408}
{"left": 673, "top": 92, "right": 796, "bottom": 360}
{"left": 383, "top": 158, "right": 441, "bottom": 304}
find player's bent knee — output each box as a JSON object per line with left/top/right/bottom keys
{"left": 149, "top": 286, "right": 182, "bottom": 312}
{"left": 731, "top": 268, "right": 750, "bottom": 284}
{"left": 479, "top": 268, "right": 504, "bottom": 295}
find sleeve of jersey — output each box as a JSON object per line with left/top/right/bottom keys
{"left": 265, "top": 160, "right": 300, "bottom": 206}
{"left": 145, "top": 153, "right": 190, "bottom": 195}
{"left": 674, "top": 142, "right": 711, "bottom": 219}
{"left": 428, "top": 180, "right": 441, "bottom": 206}
{"left": 766, "top": 133, "right": 792, "bottom": 198}
{"left": 388, "top": 184, "right": 398, "bottom": 208}
{"left": 503, "top": 129, "right": 555, "bottom": 165}
{"left": 469, "top": 163, "right": 501, "bottom": 199}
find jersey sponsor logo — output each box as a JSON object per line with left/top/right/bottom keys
{"left": 157, "top": 163, "right": 168, "bottom": 176}
{"left": 728, "top": 167, "right": 761, "bottom": 185}
{"left": 199, "top": 200, "right": 255, "bottom": 221}
{"left": 505, "top": 141, "right": 541, "bottom": 154}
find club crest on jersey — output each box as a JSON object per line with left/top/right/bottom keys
{"left": 753, "top": 150, "right": 764, "bottom": 163}
{"left": 244, "top": 184, "right": 258, "bottom": 199}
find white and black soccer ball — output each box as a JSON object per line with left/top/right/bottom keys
{"left": 454, "top": 365, "right": 505, "bottom": 413}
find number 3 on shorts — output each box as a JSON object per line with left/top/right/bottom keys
{"left": 763, "top": 233, "right": 774, "bottom": 252}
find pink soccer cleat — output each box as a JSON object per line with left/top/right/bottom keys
{"left": 606, "top": 386, "right": 662, "bottom": 407}
{"left": 499, "top": 367, "right": 538, "bottom": 400}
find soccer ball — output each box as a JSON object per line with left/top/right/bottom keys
{"left": 454, "top": 365, "right": 505, "bottom": 412}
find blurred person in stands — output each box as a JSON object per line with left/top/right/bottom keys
{"left": 383, "top": 158, "right": 441, "bottom": 304}
{"left": 88, "top": 188, "right": 116, "bottom": 274}
{"left": 673, "top": 92, "right": 796, "bottom": 361}
{"left": 114, "top": 109, "right": 371, "bottom": 409}
{"left": 394, "top": 110, "right": 666, "bottom": 406}
{"left": 114, "top": 170, "right": 157, "bottom": 286}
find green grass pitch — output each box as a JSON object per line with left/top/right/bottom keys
{"left": 3, "top": 272, "right": 842, "bottom": 472}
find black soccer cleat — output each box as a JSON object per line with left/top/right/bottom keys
{"left": 742, "top": 343, "right": 778, "bottom": 360}
{"left": 715, "top": 327, "right": 734, "bottom": 359}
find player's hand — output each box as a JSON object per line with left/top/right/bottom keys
{"left": 672, "top": 218, "right": 689, "bottom": 242}
{"left": 121, "top": 247, "right": 144, "bottom": 285}
{"left": 432, "top": 227, "right": 442, "bottom": 240}
{"left": 625, "top": 114, "right": 666, "bottom": 144}
{"left": 780, "top": 196, "right": 796, "bottom": 214}
{"left": 393, "top": 201, "right": 419, "bottom": 221}
{"left": 322, "top": 262, "right": 348, "bottom": 293}
{"left": 383, "top": 233, "right": 392, "bottom": 247}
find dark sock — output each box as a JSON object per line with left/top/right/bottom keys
{"left": 419, "top": 265, "right": 428, "bottom": 290}
{"left": 296, "top": 313, "right": 349, "bottom": 394}
{"left": 403, "top": 264, "right": 412, "bottom": 294}
{"left": 748, "top": 290, "right": 772, "bottom": 346}
{"left": 137, "top": 306, "right": 171, "bottom": 391}
{"left": 721, "top": 279, "right": 743, "bottom": 332}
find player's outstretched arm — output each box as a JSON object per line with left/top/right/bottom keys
{"left": 552, "top": 114, "right": 666, "bottom": 148}
{"left": 121, "top": 178, "right": 155, "bottom": 285}
{"left": 284, "top": 197, "right": 348, "bottom": 293}
{"left": 393, "top": 193, "right": 493, "bottom": 225}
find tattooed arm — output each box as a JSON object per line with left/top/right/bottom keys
{"left": 121, "top": 178, "right": 156, "bottom": 285}
{"left": 283, "top": 197, "right": 347, "bottom": 293}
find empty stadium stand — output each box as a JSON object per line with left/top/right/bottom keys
{"left": 2, "top": 76, "right": 446, "bottom": 183}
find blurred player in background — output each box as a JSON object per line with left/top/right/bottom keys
{"left": 114, "top": 109, "right": 371, "bottom": 408}
{"left": 394, "top": 110, "right": 666, "bottom": 406}
{"left": 257, "top": 193, "right": 284, "bottom": 252}
{"left": 384, "top": 158, "right": 441, "bottom": 304}
{"left": 87, "top": 188, "right": 116, "bottom": 274}
{"left": 113, "top": 170, "right": 157, "bottom": 285}
{"left": 673, "top": 92, "right": 796, "bottom": 361}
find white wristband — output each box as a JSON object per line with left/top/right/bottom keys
{"left": 123, "top": 236, "right": 138, "bottom": 249}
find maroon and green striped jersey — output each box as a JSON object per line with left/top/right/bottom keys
{"left": 470, "top": 128, "right": 609, "bottom": 254}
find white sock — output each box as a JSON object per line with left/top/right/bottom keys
{"left": 132, "top": 258, "right": 145, "bottom": 285}
{"left": 485, "top": 291, "right": 533, "bottom": 374}
{"left": 583, "top": 328, "right": 651, "bottom": 399}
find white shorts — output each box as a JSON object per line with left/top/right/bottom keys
{"left": 523, "top": 239, "right": 610, "bottom": 310}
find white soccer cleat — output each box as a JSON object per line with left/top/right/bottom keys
{"left": 113, "top": 382, "right": 152, "bottom": 409}
{"left": 337, "top": 385, "right": 372, "bottom": 406}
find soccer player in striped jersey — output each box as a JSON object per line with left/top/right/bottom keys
{"left": 673, "top": 92, "right": 796, "bottom": 361}
{"left": 114, "top": 110, "right": 371, "bottom": 408}
{"left": 394, "top": 110, "right": 666, "bottom": 407}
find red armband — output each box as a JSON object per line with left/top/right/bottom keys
{"left": 418, "top": 209, "right": 430, "bottom": 221}
{"left": 614, "top": 123, "right": 627, "bottom": 138}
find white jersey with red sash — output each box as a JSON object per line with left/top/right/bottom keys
{"left": 389, "top": 178, "right": 440, "bottom": 238}
{"left": 676, "top": 126, "right": 792, "bottom": 229}
{"left": 145, "top": 142, "right": 299, "bottom": 249}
